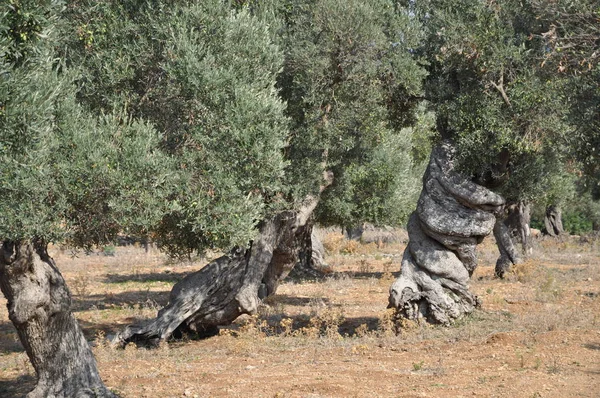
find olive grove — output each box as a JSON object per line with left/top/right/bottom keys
{"left": 1, "top": 0, "right": 598, "bottom": 395}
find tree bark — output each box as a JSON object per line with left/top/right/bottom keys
{"left": 286, "top": 222, "right": 328, "bottom": 280}
{"left": 544, "top": 205, "right": 564, "bottom": 236}
{"left": 504, "top": 201, "right": 532, "bottom": 254}
{"left": 0, "top": 240, "right": 114, "bottom": 398}
{"left": 493, "top": 217, "right": 522, "bottom": 278}
{"left": 116, "top": 172, "right": 333, "bottom": 347}
{"left": 389, "top": 143, "right": 505, "bottom": 325}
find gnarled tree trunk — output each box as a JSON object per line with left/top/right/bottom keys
{"left": 0, "top": 240, "right": 114, "bottom": 398}
{"left": 116, "top": 173, "right": 333, "bottom": 347}
{"left": 493, "top": 217, "right": 522, "bottom": 278}
{"left": 504, "top": 201, "right": 532, "bottom": 254}
{"left": 285, "top": 223, "right": 328, "bottom": 280}
{"left": 389, "top": 143, "right": 505, "bottom": 325}
{"left": 544, "top": 205, "right": 564, "bottom": 236}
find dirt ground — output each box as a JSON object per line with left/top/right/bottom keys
{"left": 0, "top": 233, "right": 598, "bottom": 397}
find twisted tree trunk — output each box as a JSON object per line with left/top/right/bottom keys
{"left": 493, "top": 218, "right": 522, "bottom": 278}
{"left": 505, "top": 201, "right": 532, "bottom": 254}
{"left": 0, "top": 240, "right": 114, "bottom": 398}
{"left": 544, "top": 205, "right": 564, "bottom": 236}
{"left": 116, "top": 173, "right": 333, "bottom": 347}
{"left": 389, "top": 143, "right": 505, "bottom": 325}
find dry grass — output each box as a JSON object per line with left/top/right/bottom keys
{"left": 0, "top": 233, "right": 599, "bottom": 397}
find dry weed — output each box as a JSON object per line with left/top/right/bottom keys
{"left": 341, "top": 240, "right": 360, "bottom": 255}
{"left": 71, "top": 274, "right": 91, "bottom": 297}
{"left": 378, "top": 271, "right": 395, "bottom": 287}
{"left": 322, "top": 233, "right": 347, "bottom": 254}
{"left": 279, "top": 317, "right": 294, "bottom": 337}
{"left": 308, "top": 306, "right": 344, "bottom": 339}
{"left": 535, "top": 269, "right": 562, "bottom": 302}
{"left": 238, "top": 314, "right": 268, "bottom": 338}
{"left": 512, "top": 260, "right": 537, "bottom": 283}
{"left": 323, "top": 273, "right": 355, "bottom": 291}
{"left": 377, "top": 308, "right": 397, "bottom": 337}
{"left": 354, "top": 323, "right": 370, "bottom": 338}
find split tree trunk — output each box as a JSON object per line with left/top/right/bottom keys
{"left": 544, "top": 205, "right": 564, "bottom": 236}
{"left": 0, "top": 240, "right": 114, "bottom": 398}
{"left": 116, "top": 173, "right": 333, "bottom": 347}
{"left": 286, "top": 223, "right": 328, "bottom": 280}
{"left": 388, "top": 143, "right": 505, "bottom": 325}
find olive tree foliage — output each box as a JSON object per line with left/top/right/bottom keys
{"left": 60, "top": 0, "right": 308, "bottom": 347}
{"left": 530, "top": 0, "right": 600, "bottom": 207}
{"left": 253, "top": 0, "right": 427, "bottom": 229}
{"left": 1, "top": 1, "right": 168, "bottom": 395}
{"left": 62, "top": 0, "right": 289, "bottom": 256}
{"left": 531, "top": 0, "right": 599, "bottom": 180}
{"left": 111, "top": 0, "right": 431, "bottom": 346}
{"left": 1, "top": 1, "right": 168, "bottom": 254}
{"left": 414, "top": 0, "right": 574, "bottom": 201}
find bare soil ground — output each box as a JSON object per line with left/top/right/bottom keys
{"left": 0, "top": 233, "right": 598, "bottom": 398}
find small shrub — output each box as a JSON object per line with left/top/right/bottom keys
{"left": 279, "top": 317, "right": 294, "bottom": 337}
{"left": 358, "top": 259, "right": 371, "bottom": 273}
{"left": 309, "top": 306, "right": 344, "bottom": 339}
{"left": 377, "top": 308, "right": 397, "bottom": 337}
{"left": 512, "top": 260, "right": 537, "bottom": 283}
{"left": 322, "top": 233, "right": 346, "bottom": 254}
{"left": 536, "top": 270, "right": 562, "bottom": 302}
{"left": 341, "top": 239, "right": 360, "bottom": 255}
{"left": 71, "top": 274, "right": 91, "bottom": 297}
{"left": 354, "top": 323, "right": 369, "bottom": 337}
{"left": 102, "top": 245, "right": 116, "bottom": 256}
{"left": 412, "top": 361, "right": 424, "bottom": 371}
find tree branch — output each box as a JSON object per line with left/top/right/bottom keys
{"left": 490, "top": 73, "right": 511, "bottom": 107}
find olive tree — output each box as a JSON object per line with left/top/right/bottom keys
{"left": 388, "top": 0, "right": 578, "bottom": 323}
{"left": 0, "top": 1, "right": 169, "bottom": 395}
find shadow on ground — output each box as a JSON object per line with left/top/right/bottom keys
{"left": 583, "top": 342, "right": 600, "bottom": 350}
{"left": 0, "top": 375, "right": 36, "bottom": 398}
{"left": 103, "top": 270, "right": 191, "bottom": 284}
{"left": 333, "top": 270, "right": 400, "bottom": 280}
{"left": 71, "top": 290, "right": 171, "bottom": 312}
{"left": 265, "top": 294, "right": 331, "bottom": 307}
{"left": 0, "top": 322, "right": 23, "bottom": 354}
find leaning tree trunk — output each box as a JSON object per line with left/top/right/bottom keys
{"left": 544, "top": 205, "right": 564, "bottom": 236}
{"left": 116, "top": 173, "right": 333, "bottom": 347}
{"left": 0, "top": 240, "right": 114, "bottom": 398}
{"left": 388, "top": 143, "right": 506, "bottom": 325}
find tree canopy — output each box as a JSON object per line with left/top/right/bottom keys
{"left": 1, "top": 0, "right": 168, "bottom": 248}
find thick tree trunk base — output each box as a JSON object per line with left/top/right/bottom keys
{"left": 116, "top": 212, "right": 322, "bottom": 347}
{"left": 286, "top": 226, "right": 327, "bottom": 281}
{"left": 0, "top": 241, "right": 114, "bottom": 398}
{"left": 116, "top": 247, "right": 251, "bottom": 347}
{"left": 116, "top": 172, "right": 334, "bottom": 347}
{"left": 389, "top": 143, "right": 504, "bottom": 325}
